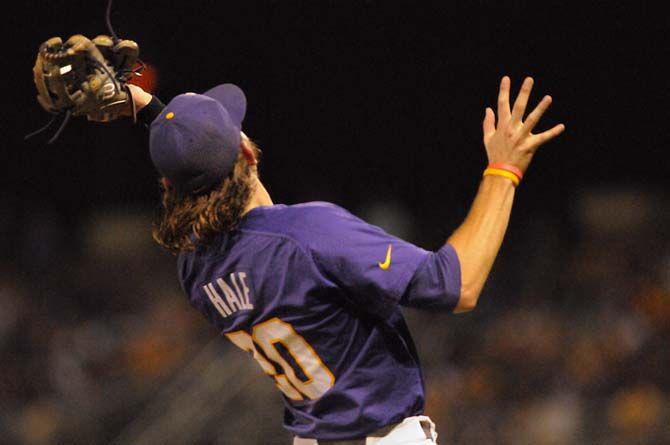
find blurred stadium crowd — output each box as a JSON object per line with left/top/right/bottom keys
{"left": 1, "top": 187, "right": 669, "bottom": 444}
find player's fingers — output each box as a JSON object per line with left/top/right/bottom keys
{"left": 511, "top": 77, "right": 534, "bottom": 123}
{"left": 523, "top": 95, "right": 552, "bottom": 134}
{"left": 483, "top": 107, "right": 495, "bottom": 138}
{"left": 497, "top": 76, "right": 511, "bottom": 123}
{"left": 531, "top": 123, "right": 565, "bottom": 147}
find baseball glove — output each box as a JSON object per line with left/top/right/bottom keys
{"left": 32, "top": 34, "right": 140, "bottom": 125}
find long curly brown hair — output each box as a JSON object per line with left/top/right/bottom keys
{"left": 152, "top": 139, "right": 261, "bottom": 253}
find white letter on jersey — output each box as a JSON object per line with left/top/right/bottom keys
{"left": 203, "top": 283, "right": 232, "bottom": 318}
{"left": 217, "top": 278, "right": 243, "bottom": 312}
{"left": 236, "top": 272, "right": 254, "bottom": 310}
{"left": 204, "top": 272, "right": 255, "bottom": 318}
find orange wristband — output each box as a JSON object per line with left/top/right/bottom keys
{"left": 488, "top": 163, "right": 523, "bottom": 181}
{"left": 483, "top": 168, "right": 520, "bottom": 186}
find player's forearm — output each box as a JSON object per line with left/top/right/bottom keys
{"left": 447, "top": 175, "right": 515, "bottom": 312}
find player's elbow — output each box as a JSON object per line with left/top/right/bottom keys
{"left": 452, "top": 284, "right": 481, "bottom": 313}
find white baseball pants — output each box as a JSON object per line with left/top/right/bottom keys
{"left": 293, "top": 415, "right": 438, "bottom": 445}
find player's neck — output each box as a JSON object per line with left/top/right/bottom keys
{"left": 243, "top": 176, "right": 273, "bottom": 215}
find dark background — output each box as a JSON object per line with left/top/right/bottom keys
{"left": 7, "top": 1, "right": 668, "bottom": 246}
{"left": 2, "top": 2, "right": 669, "bottom": 445}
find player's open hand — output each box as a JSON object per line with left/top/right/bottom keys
{"left": 482, "top": 76, "right": 565, "bottom": 174}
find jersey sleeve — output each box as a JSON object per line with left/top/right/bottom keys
{"left": 298, "top": 204, "right": 431, "bottom": 315}
{"left": 400, "top": 243, "right": 462, "bottom": 311}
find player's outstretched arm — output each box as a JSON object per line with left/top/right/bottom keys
{"left": 447, "top": 76, "right": 565, "bottom": 313}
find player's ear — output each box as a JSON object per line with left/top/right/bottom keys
{"left": 240, "top": 135, "right": 258, "bottom": 166}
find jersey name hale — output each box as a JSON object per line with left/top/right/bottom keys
{"left": 177, "top": 202, "right": 460, "bottom": 440}
{"left": 202, "top": 272, "right": 254, "bottom": 317}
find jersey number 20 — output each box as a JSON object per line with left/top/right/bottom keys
{"left": 226, "top": 318, "right": 335, "bottom": 401}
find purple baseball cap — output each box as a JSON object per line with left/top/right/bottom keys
{"left": 149, "top": 83, "right": 247, "bottom": 194}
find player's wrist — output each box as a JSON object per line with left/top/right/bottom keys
{"left": 483, "top": 164, "right": 522, "bottom": 187}
{"left": 136, "top": 95, "right": 166, "bottom": 128}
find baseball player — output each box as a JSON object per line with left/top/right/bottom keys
{"left": 120, "top": 76, "right": 564, "bottom": 444}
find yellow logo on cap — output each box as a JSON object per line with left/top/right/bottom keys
{"left": 165, "top": 112, "right": 175, "bottom": 120}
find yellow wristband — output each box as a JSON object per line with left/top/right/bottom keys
{"left": 483, "top": 167, "right": 520, "bottom": 186}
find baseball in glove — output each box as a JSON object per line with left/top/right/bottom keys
{"left": 29, "top": 33, "right": 141, "bottom": 143}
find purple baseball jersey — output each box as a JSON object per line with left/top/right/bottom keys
{"left": 177, "top": 202, "right": 461, "bottom": 439}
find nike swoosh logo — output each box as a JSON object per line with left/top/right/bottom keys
{"left": 378, "top": 244, "right": 393, "bottom": 270}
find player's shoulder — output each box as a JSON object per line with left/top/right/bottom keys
{"left": 277, "top": 200, "right": 350, "bottom": 214}
{"left": 245, "top": 201, "right": 354, "bottom": 225}
{"left": 178, "top": 202, "right": 350, "bottom": 255}
{"left": 241, "top": 201, "right": 361, "bottom": 244}
{"left": 284, "top": 201, "right": 355, "bottom": 219}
